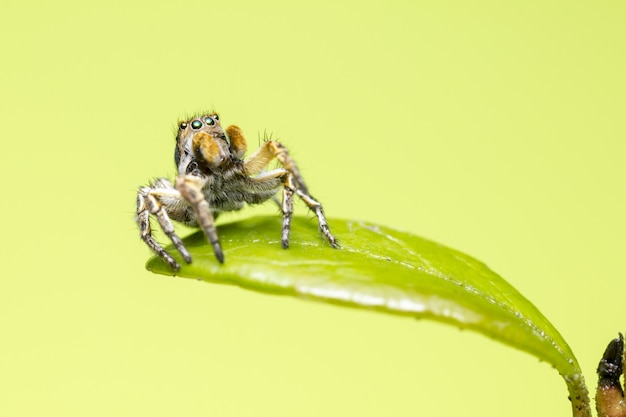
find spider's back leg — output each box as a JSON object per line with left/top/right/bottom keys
{"left": 136, "top": 179, "right": 192, "bottom": 271}
{"left": 292, "top": 187, "right": 338, "bottom": 248}
{"left": 243, "top": 141, "right": 339, "bottom": 249}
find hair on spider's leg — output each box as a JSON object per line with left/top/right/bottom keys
{"left": 175, "top": 175, "right": 224, "bottom": 263}
{"left": 294, "top": 189, "right": 339, "bottom": 248}
{"left": 243, "top": 140, "right": 338, "bottom": 248}
{"left": 267, "top": 142, "right": 337, "bottom": 247}
{"left": 144, "top": 194, "right": 192, "bottom": 264}
{"left": 281, "top": 177, "right": 295, "bottom": 249}
{"left": 136, "top": 189, "right": 182, "bottom": 271}
{"left": 141, "top": 181, "right": 193, "bottom": 263}
{"left": 244, "top": 140, "right": 309, "bottom": 191}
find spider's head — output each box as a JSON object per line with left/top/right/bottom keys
{"left": 175, "top": 113, "right": 231, "bottom": 173}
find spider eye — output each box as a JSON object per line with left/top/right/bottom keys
{"left": 213, "top": 114, "right": 219, "bottom": 120}
{"left": 204, "top": 117, "right": 215, "bottom": 126}
{"left": 179, "top": 122, "right": 187, "bottom": 130}
{"left": 191, "top": 120, "right": 203, "bottom": 130}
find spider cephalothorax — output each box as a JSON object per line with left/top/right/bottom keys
{"left": 136, "top": 112, "right": 338, "bottom": 270}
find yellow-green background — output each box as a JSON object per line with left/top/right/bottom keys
{"left": 1, "top": 1, "right": 624, "bottom": 416}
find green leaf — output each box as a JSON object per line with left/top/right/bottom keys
{"left": 146, "top": 215, "right": 591, "bottom": 417}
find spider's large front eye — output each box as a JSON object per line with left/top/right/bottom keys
{"left": 204, "top": 117, "right": 215, "bottom": 126}
{"left": 191, "top": 120, "right": 203, "bottom": 130}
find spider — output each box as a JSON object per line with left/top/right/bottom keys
{"left": 136, "top": 112, "right": 339, "bottom": 271}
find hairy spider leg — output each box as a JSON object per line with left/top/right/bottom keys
{"left": 175, "top": 175, "right": 224, "bottom": 263}
{"left": 281, "top": 175, "right": 295, "bottom": 248}
{"left": 243, "top": 140, "right": 338, "bottom": 248}
{"left": 136, "top": 184, "right": 192, "bottom": 271}
{"left": 245, "top": 168, "right": 295, "bottom": 248}
{"left": 243, "top": 141, "right": 307, "bottom": 190}
{"left": 293, "top": 189, "right": 338, "bottom": 248}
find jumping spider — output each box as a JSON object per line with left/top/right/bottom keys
{"left": 136, "top": 112, "right": 338, "bottom": 270}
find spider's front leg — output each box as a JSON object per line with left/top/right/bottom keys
{"left": 175, "top": 175, "right": 224, "bottom": 263}
{"left": 243, "top": 139, "right": 339, "bottom": 249}
{"left": 136, "top": 179, "right": 192, "bottom": 271}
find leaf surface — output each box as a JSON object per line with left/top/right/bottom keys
{"left": 146, "top": 216, "right": 590, "bottom": 417}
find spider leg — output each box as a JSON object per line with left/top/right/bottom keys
{"left": 281, "top": 175, "right": 295, "bottom": 248}
{"left": 244, "top": 141, "right": 308, "bottom": 192}
{"left": 293, "top": 188, "right": 338, "bottom": 248}
{"left": 175, "top": 175, "right": 224, "bottom": 263}
{"left": 136, "top": 184, "right": 192, "bottom": 271}
{"left": 244, "top": 141, "right": 338, "bottom": 249}
{"left": 144, "top": 190, "right": 192, "bottom": 262}
{"left": 245, "top": 168, "right": 294, "bottom": 247}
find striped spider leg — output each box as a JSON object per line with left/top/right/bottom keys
{"left": 136, "top": 112, "right": 338, "bottom": 270}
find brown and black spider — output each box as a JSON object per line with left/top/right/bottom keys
{"left": 136, "top": 112, "right": 338, "bottom": 270}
